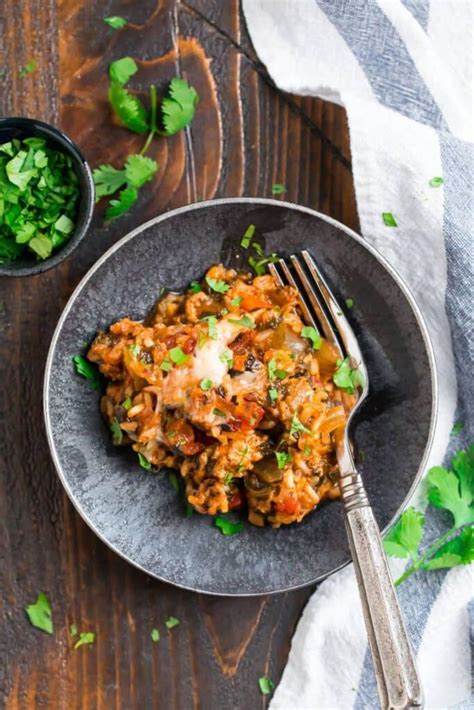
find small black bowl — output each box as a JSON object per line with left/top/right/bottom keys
{"left": 0, "top": 117, "right": 94, "bottom": 277}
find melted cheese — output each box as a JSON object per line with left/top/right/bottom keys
{"left": 191, "top": 319, "right": 242, "bottom": 385}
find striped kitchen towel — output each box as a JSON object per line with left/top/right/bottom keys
{"left": 242, "top": 1, "right": 473, "bottom": 708}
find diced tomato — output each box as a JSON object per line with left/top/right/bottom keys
{"left": 182, "top": 336, "right": 196, "bottom": 354}
{"left": 165, "top": 418, "right": 204, "bottom": 456}
{"left": 230, "top": 331, "right": 254, "bottom": 354}
{"left": 165, "top": 335, "right": 177, "bottom": 349}
{"left": 235, "top": 400, "right": 265, "bottom": 432}
{"left": 229, "top": 491, "right": 244, "bottom": 509}
{"left": 276, "top": 497, "right": 300, "bottom": 515}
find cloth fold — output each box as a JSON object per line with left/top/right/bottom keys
{"left": 242, "top": 0, "right": 473, "bottom": 707}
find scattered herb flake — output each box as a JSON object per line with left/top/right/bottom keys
{"left": 104, "top": 16, "right": 128, "bottom": 29}
{"left": 269, "top": 387, "right": 278, "bottom": 403}
{"left": 275, "top": 451, "right": 292, "bottom": 469}
{"left": 345, "top": 298, "right": 354, "bottom": 309}
{"left": 215, "top": 517, "right": 244, "bottom": 536}
{"left": 451, "top": 421, "right": 464, "bottom": 436}
{"left": 213, "top": 408, "right": 226, "bottom": 417}
{"left": 230, "top": 296, "right": 242, "bottom": 307}
{"left": 138, "top": 453, "right": 152, "bottom": 470}
{"left": 169, "top": 347, "right": 189, "bottom": 365}
{"left": 160, "top": 359, "right": 172, "bottom": 372}
{"left": 429, "top": 176, "right": 444, "bottom": 188}
{"left": 219, "top": 349, "right": 234, "bottom": 368}
{"left": 19, "top": 60, "right": 37, "bottom": 78}
{"left": 189, "top": 280, "right": 202, "bottom": 293}
{"left": 333, "top": 358, "right": 363, "bottom": 394}
{"left": 122, "top": 397, "right": 132, "bottom": 410}
{"left": 258, "top": 677, "right": 275, "bottom": 695}
{"left": 240, "top": 224, "right": 255, "bottom": 248}
{"left": 110, "top": 418, "right": 123, "bottom": 445}
{"left": 228, "top": 315, "right": 256, "bottom": 329}
{"left": 200, "top": 378, "right": 213, "bottom": 391}
{"left": 168, "top": 472, "right": 180, "bottom": 492}
{"left": 290, "top": 412, "right": 311, "bottom": 437}
{"left": 271, "top": 184, "right": 286, "bottom": 195}
{"left": 382, "top": 212, "right": 398, "bottom": 227}
{"left": 248, "top": 256, "right": 267, "bottom": 276}
{"left": 25, "top": 593, "right": 53, "bottom": 635}
{"left": 165, "top": 616, "right": 180, "bottom": 629}
{"left": 151, "top": 628, "right": 160, "bottom": 642}
{"left": 185, "top": 501, "right": 194, "bottom": 517}
{"left": 304, "top": 446, "right": 311, "bottom": 456}
{"left": 206, "top": 276, "right": 230, "bottom": 294}
{"left": 74, "top": 632, "right": 96, "bottom": 649}
{"left": 252, "top": 242, "right": 264, "bottom": 257}
{"left": 201, "top": 315, "right": 217, "bottom": 339}
{"left": 72, "top": 355, "right": 100, "bottom": 390}
{"left": 301, "top": 325, "right": 322, "bottom": 350}
{"left": 223, "top": 473, "right": 234, "bottom": 485}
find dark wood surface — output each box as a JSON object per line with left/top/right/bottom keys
{"left": 0, "top": 2, "right": 358, "bottom": 708}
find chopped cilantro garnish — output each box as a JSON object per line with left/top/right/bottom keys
{"left": 198, "top": 330, "right": 207, "bottom": 349}
{"left": 252, "top": 241, "right": 264, "bottom": 256}
{"left": 248, "top": 256, "right": 267, "bottom": 276}
{"left": 201, "top": 315, "right": 217, "bottom": 339}
{"left": 110, "top": 418, "right": 123, "bottom": 444}
{"left": 269, "top": 387, "right": 278, "bottom": 403}
{"left": 451, "top": 421, "right": 463, "bottom": 436}
{"left": 151, "top": 628, "right": 160, "bottom": 642}
{"left": 168, "top": 472, "right": 180, "bottom": 491}
{"left": 275, "top": 369, "right": 287, "bottom": 380}
{"left": 429, "top": 176, "right": 444, "bottom": 187}
{"left": 122, "top": 397, "right": 132, "bottom": 410}
{"left": 185, "top": 501, "right": 194, "bottom": 517}
{"left": 382, "top": 212, "right": 398, "bottom": 227}
{"left": 215, "top": 517, "right": 244, "bottom": 536}
{"left": 333, "top": 357, "right": 364, "bottom": 394}
{"left": 228, "top": 315, "right": 256, "bottom": 329}
{"left": 70, "top": 624, "right": 78, "bottom": 637}
{"left": 19, "top": 60, "right": 37, "bottom": 78}
{"left": 345, "top": 298, "right": 354, "bottom": 309}
{"left": 240, "top": 224, "right": 255, "bottom": 248}
{"left": 165, "top": 616, "right": 180, "bottom": 629}
{"left": 267, "top": 358, "right": 286, "bottom": 379}
{"left": 219, "top": 349, "right": 234, "bottom": 368}
{"left": 169, "top": 347, "right": 188, "bottom": 365}
{"left": 25, "top": 592, "right": 53, "bottom": 634}
{"left": 128, "top": 343, "right": 141, "bottom": 357}
{"left": 72, "top": 355, "right": 100, "bottom": 390}
{"left": 290, "top": 412, "right": 311, "bottom": 437}
{"left": 258, "top": 677, "right": 275, "bottom": 695}
{"left": 230, "top": 296, "right": 242, "bottom": 307}
{"left": 304, "top": 446, "right": 311, "bottom": 456}
{"left": 104, "top": 15, "right": 127, "bottom": 29}
{"left": 223, "top": 473, "right": 234, "bottom": 485}
{"left": 189, "top": 280, "right": 202, "bottom": 293}
{"left": 138, "top": 453, "right": 152, "bottom": 470}
{"left": 275, "top": 451, "right": 292, "bottom": 469}
{"left": 213, "top": 408, "right": 226, "bottom": 417}
{"left": 206, "top": 277, "right": 230, "bottom": 293}
{"left": 74, "top": 632, "right": 96, "bottom": 649}
{"left": 200, "top": 378, "right": 213, "bottom": 391}
{"left": 271, "top": 183, "right": 286, "bottom": 195}
{"left": 301, "top": 325, "right": 322, "bottom": 350}
{"left": 160, "top": 359, "right": 172, "bottom": 372}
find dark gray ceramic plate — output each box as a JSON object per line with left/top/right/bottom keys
{"left": 44, "top": 199, "right": 437, "bottom": 596}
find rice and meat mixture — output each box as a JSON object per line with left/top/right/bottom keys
{"left": 87, "top": 264, "right": 355, "bottom": 527}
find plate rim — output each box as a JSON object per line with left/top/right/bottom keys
{"left": 43, "top": 198, "right": 439, "bottom": 596}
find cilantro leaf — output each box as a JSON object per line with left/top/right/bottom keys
{"left": 269, "top": 387, "right": 278, "bottom": 403}
{"left": 122, "top": 397, "right": 132, "bottom": 410}
{"left": 228, "top": 315, "right": 256, "bottom": 329}
{"left": 206, "top": 276, "right": 230, "bottom": 294}
{"left": 345, "top": 298, "right": 354, "bottom": 309}
{"left": 429, "top": 176, "right": 444, "bottom": 188}
{"left": 161, "top": 78, "right": 199, "bottom": 135}
{"left": 271, "top": 184, "right": 286, "bottom": 195}
{"left": 110, "top": 418, "right": 123, "bottom": 445}
{"left": 160, "top": 359, "right": 172, "bottom": 372}
{"left": 427, "top": 450, "right": 473, "bottom": 528}
{"left": 383, "top": 507, "right": 425, "bottom": 560}
{"left": 108, "top": 83, "right": 149, "bottom": 134}
{"left": 189, "top": 280, "right": 202, "bottom": 293}
{"left": 258, "top": 677, "right": 275, "bottom": 695}
{"left": 92, "top": 164, "right": 127, "bottom": 200}
{"left": 201, "top": 315, "right": 217, "bottom": 339}
{"left": 151, "top": 628, "right": 160, "bottom": 642}
{"left": 168, "top": 471, "right": 180, "bottom": 491}
{"left": 169, "top": 347, "right": 189, "bottom": 365}
{"left": 19, "top": 60, "right": 37, "bottom": 78}
{"left": 74, "top": 632, "right": 96, "bottom": 649}
{"left": 72, "top": 355, "right": 100, "bottom": 390}
{"left": 124, "top": 154, "right": 158, "bottom": 188}
{"left": 29, "top": 235, "right": 53, "bottom": 260}
{"left": 230, "top": 296, "right": 242, "bottom": 307}
{"left": 200, "top": 378, "right": 213, "bottom": 391}
{"left": 138, "top": 453, "right": 152, "bottom": 470}
{"left": 423, "top": 526, "right": 474, "bottom": 569}
{"left": 333, "top": 358, "right": 363, "bottom": 394}
{"left": 382, "top": 212, "right": 398, "bottom": 227}
{"left": 290, "top": 412, "right": 311, "bottom": 437}
{"left": 70, "top": 624, "right": 78, "bottom": 637}
{"left": 275, "top": 451, "right": 291, "bottom": 469}
{"left": 104, "top": 16, "right": 127, "bottom": 29}
{"left": 165, "top": 616, "right": 180, "bottom": 629}
{"left": 25, "top": 592, "right": 53, "bottom": 634}
{"left": 451, "top": 421, "right": 464, "bottom": 436}
{"left": 240, "top": 224, "right": 255, "bottom": 248}
{"left": 215, "top": 516, "right": 244, "bottom": 536}
{"left": 109, "top": 57, "right": 138, "bottom": 86}
{"left": 301, "top": 325, "right": 321, "bottom": 350}
{"left": 105, "top": 186, "right": 138, "bottom": 222}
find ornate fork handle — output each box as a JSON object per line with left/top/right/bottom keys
{"left": 342, "top": 474, "right": 423, "bottom": 709}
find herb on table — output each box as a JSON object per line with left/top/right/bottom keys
{"left": 25, "top": 592, "right": 53, "bottom": 634}
{"left": 275, "top": 451, "right": 292, "bottom": 469}
{"left": 215, "top": 517, "right": 244, "bottom": 536}
{"left": 301, "top": 325, "right": 322, "bottom": 350}
{"left": 0, "top": 69, "right": 6, "bottom": 79}
{"left": 451, "top": 421, "right": 463, "bottom": 436}
{"left": 74, "top": 632, "right": 96, "bottom": 649}
{"left": 271, "top": 183, "right": 286, "bottom": 195}
{"left": 19, "top": 60, "right": 37, "bottom": 78}
{"left": 109, "top": 56, "right": 138, "bottom": 86}
{"left": 169, "top": 347, "right": 188, "bottom": 365}
{"left": 165, "top": 616, "right": 180, "bottom": 629}
{"left": 161, "top": 78, "right": 199, "bottom": 136}
{"left": 258, "top": 677, "right": 275, "bottom": 695}
{"left": 429, "top": 176, "right": 444, "bottom": 187}
{"left": 290, "top": 412, "right": 311, "bottom": 438}
{"left": 206, "top": 277, "right": 230, "bottom": 294}
{"left": 240, "top": 224, "right": 255, "bottom": 248}
{"left": 228, "top": 315, "right": 256, "bottom": 329}
{"left": 72, "top": 355, "right": 100, "bottom": 390}
{"left": 382, "top": 212, "right": 398, "bottom": 227}
{"left": 104, "top": 16, "right": 128, "bottom": 29}
{"left": 0, "top": 138, "right": 80, "bottom": 262}
{"left": 333, "top": 357, "right": 363, "bottom": 394}
{"left": 345, "top": 298, "right": 354, "bottom": 309}
{"left": 200, "top": 378, "right": 213, "bottom": 391}
{"left": 384, "top": 446, "right": 474, "bottom": 585}
{"left": 70, "top": 624, "right": 78, "bottom": 637}
{"left": 151, "top": 628, "right": 160, "bottom": 642}
{"left": 138, "top": 453, "right": 152, "bottom": 470}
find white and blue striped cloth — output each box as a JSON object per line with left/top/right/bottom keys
{"left": 242, "top": 1, "right": 473, "bottom": 707}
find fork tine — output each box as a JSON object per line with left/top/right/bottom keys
{"left": 290, "top": 254, "right": 343, "bottom": 355}
{"left": 269, "top": 261, "right": 319, "bottom": 330}
{"left": 301, "top": 250, "right": 365, "bottom": 372}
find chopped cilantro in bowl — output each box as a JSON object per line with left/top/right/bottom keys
{"left": 0, "top": 116, "right": 94, "bottom": 276}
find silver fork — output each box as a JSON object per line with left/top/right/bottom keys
{"left": 269, "top": 250, "right": 423, "bottom": 710}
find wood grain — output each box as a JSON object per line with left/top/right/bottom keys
{"left": 0, "top": 1, "right": 358, "bottom": 708}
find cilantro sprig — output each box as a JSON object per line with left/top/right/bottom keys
{"left": 333, "top": 358, "right": 363, "bottom": 394}
{"left": 384, "top": 446, "right": 474, "bottom": 585}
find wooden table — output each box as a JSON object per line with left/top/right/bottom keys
{"left": 0, "top": 2, "right": 358, "bottom": 707}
